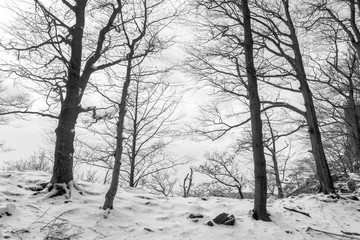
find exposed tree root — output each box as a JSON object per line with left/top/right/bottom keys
{"left": 72, "top": 182, "right": 100, "bottom": 196}
{"left": 38, "top": 181, "right": 100, "bottom": 199}
{"left": 103, "top": 208, "right": 111, "bottom": 219}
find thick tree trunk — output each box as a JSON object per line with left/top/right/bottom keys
{"left": 103, "top": 51, "right": 134, "bottom": 210}
{"left": 281, "top": 0, "right": 335, "bottom": 194}
{"left": 242, "top": 0, "right": 271, "bottom": 222}
{"left": 51, "top": 1, "right": 86, "bottom": 186}
{"left": 347, "top": 76, "right": 360, "bottom": 173}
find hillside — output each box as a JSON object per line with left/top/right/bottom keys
{"left": 1, "top": 171, "right": 360, "bottom": 240}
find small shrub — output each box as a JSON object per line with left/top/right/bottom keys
{"left": 5, "top": 150, "right": 52, "bottom": 173}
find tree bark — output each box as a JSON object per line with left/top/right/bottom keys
{"left": 51, "top": 1, "right": 87, "bottom": 186}
{"left": 242, "top": 0, "right": 271, "bottom": 221}
{"left": 281, "top": 0, "right": 335, "bottom": 194}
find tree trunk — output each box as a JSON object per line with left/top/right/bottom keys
{"left": 347, "top": 74, "right": 360, "bottom": 173}
{"left": 129, "top": 80, "right": 140, "bottom": 187}
{"left": 281, "top": 0, "right": 334, "bottom": 194}
{"left": 236, "top": 185, "right": 244, "bottom": 199}
{"left": 51, "top": 1, "right": 86, "bottom": 186}
{"left": 272, "top": 155, "right": 284, "bottom": 198}
{"left": 265, "top": 111, "right": 284, "bottom": 198}
{"left": 103, "top": 51, "right": 134, "bottom": 210}
{"left": 242, "top": 0, "right": 271, "bottom": 222}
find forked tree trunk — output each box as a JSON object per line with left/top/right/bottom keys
{"left": 242, "top": 0, "right": 271, "bottom": 222}
{"left": 281, "top": 0, "right": 334, "bottom": 194}
{"left": 236, "top": 185, "right": 244, "bottom": 199}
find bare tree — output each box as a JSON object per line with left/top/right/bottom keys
{"left": 77, "top": 67, "right": 185, "bottom": 190}
{"left": 123, "top": 70, "right": 183, "bottom": 187}
{"left": 302, "top": 0, "right": 360, "bottom": 173}
{"left": 144, "top": 170, "right": 178, "bottom": 197}
{"left": 0, "top": 0, "right": 144, "bottom": 195}
{"left": 0, "top": 80, "right": 31, "bottom": 124}
{"left": 242, "top": 0, "right": 271, "bottom": 221}
{"left": 181, "top": 167, "right": 193, "bottom": 198}
{"left": 103, "top": 0, "right": 185, "bottom": 210}
{"left": 247, "top": 0, "right": 335, "bottom": 194}
{"left": 0, "top": 79, "right": 31, "bottom": 151}
{"left": 189, "top": 0, "right": 270, "bottom": 221}
{"left": 197, "top": 152, "right": 246, "bottom": 199}
{"left": 263, "top": 110, "right": 296, "bottom": 198}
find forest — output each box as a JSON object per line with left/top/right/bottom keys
{"left": 1, "top": 0, "right": 360, "bottom": 239}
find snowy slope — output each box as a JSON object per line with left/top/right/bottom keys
{"left": 1, "top": 171, "right": 360, "bottom": 240}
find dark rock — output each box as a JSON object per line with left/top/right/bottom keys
{"left": 207, "top": 221, "right": 214, "bottom": 226}
{"left": 189, "top": 213, "right": 204, "bottom": 219}
{"left": 347, "top": 195, "right": 359, "bottom": 201}
{"left": 39, "top": 182, "right": 49, "bottom": 189}
{"left": 144, "top": 228, "right": 154, "bottom": 232}
{"left": 223, "top": 215, "right": 235, "bottom": 226}
{"left": 348, "top": 180, "right": 356, "bottom": 192}
{"left": 213, "top": 213, "right": 236, "bottom": 225}
{"left": 192, "top": 219, "right": 199, "bottom": 223}
{"left": 213, "top": 212, "right": 229, "bottom": 224}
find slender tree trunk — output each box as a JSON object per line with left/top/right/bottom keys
{"left": 236, "top": 185, "right": 244, "bottom": 199}
{"left": 51, "top": 1, "right": 86, "bottom": 186}
{"left": 129, "top": 80, "right": 140, "bottom": 187}
{"left": 103, "top": 51, "right": 134, "bottom": 210}
{"left": 281, "top": 0, "right": 334, "bottom": 194}
{"left": 242, "top": 0, "right": 271, "bottom": 222}
{"left": 265, "top": 111, "right": 284, "bottom": 198}
{"left": 272, "top": 154, "right": 284, "bottom": 198}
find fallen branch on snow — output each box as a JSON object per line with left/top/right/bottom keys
{"left": 307, "top": 227, "right": 360, "bottom": 239}
{"left": 342, "top": 231, "right": 360, "bottom": 237}
{"left": 283, "top": 207, "right": 310, "bottom": 217}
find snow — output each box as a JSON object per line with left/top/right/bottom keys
{"left": 1, "top": 171, "right": 360, "bottom": 240}
{"left": 350, "top": 173, "right": 360, "bottom": 182}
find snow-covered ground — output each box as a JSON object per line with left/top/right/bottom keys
{"left": 1, "top": 171, "right": 360, "bottom": 240}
